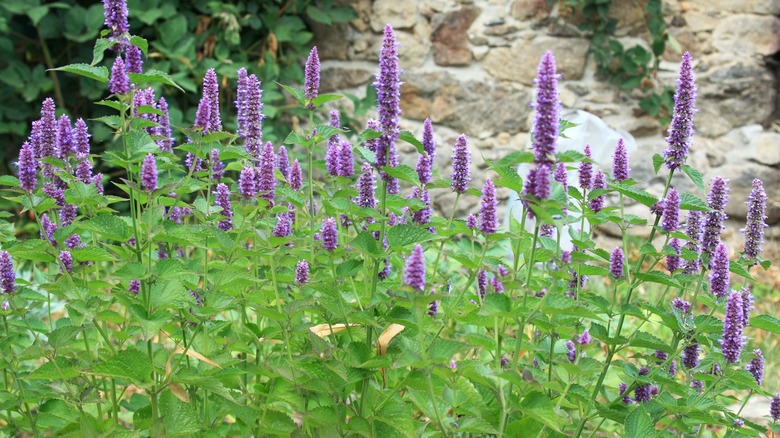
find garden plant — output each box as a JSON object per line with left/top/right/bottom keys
{"left": 0, "top": 0, "right": 778, "bottom": 436}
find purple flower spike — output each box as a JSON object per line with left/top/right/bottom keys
{"left": 702, "top": 176, "right": 729, "bottom": 259}
{"left": 416, "top": 118, "right": 435, "bottom": 184}
{"left": 589, "top": 170, "right": 607, "bottom": 212}
{"left": 669, "top": 359, "right": 677, "bottom": 376}
{"left": 277, "top": 146, "right": 290, "bottom": 181}
{"left": 683, "top": 338, "right": 699, "bottom": 369}
{"left": 321, "top": 217, "right": 338, "bottom": 251}
{"left": 60, "top": 204, "right": 76, "bottom": 227}
{"left": 203, "top": 68, "right": 222, "bottom": 133}
{"left": 125, "top": 44, "right": 143, "bottom": 74}
{"left": 634, "top": 367, "right": 654, "bottom": 403}
{"left": 235, "top": 68, "right": 249, "bottom": 136}
{"left": 741, "top": 287, "right": 754, "bottom": 326}
{"left": 365, "top": 118, "right": 381, "bottom": 154}
{"left": 610, "top": 247, "right": 624, "bottom": 280}
{"left": 619, "top": 382, "right": 632, "bottom": 404}
{"left": 326, "top": 109, "right": 341, "bottom": 176}
{"left": 338, "top": 140, "right": 354, "bottom": 177}
{"left": 210, "top": 149, "right": 224, "bottom": 181}
{"left": 40, "top": 213, "right": 57, "bottom": 246}
{"left": 257, "top": 142, "right": 276, "bottom": 205}
{"left": 664, "top": 52, "right": 698, "bottom": 171}
{"left": 720, "top": 290, "right": 744, "bottom": 363}
{"left": 741, "top": 178, "right": 767, "bottom": 265}
{"left": 480, "top": 178, "right": 498, "bottom": 234}
{"left": 92, "top": 173, "right": 104, "bottom": 195}
{"left": 683, "top": 210, "right": 702, "bottom": 274}
{"left": 578, "top": 329, "right": 591, "bottom": 345}
{"left": 295, "top": 260, "right": 309, "bottom": 285}
{"left": 157, "top": 98, "right": 173, "bottom": 152}
{"left": 666, "top": 238, "right": 682, "bottom": 272}
{"left": 356, "top": 162, "right": 376, "bottom": 208}
{"left": 746, "top": 348, "right": 764, "bottom": 386}
{"left": 16, "top": 141, "right": 37, "bottom": 193}
{"left": 103, "top": 0, "right": 129, "bottom": 44}
{"left": 466, "top": 214, "right": 478, "bottom": 229}
{"left": 239, "top": 74, "right": 265, "bottom": 157}
{"left": 612, "top": 138, "right": 630, "bottom": 181}
{"left": 565, "top": 340, "right": 576, "bottom": 363}
{"left": 428, "top": 290, "right": 438, "bottom": 317}
{"left": 477, "top": 268, "right": 488, "bottom": 300}
{"left": 109, "top": 57, "right": 131, "bottom": 95}
{"left": 59, "top": 250, "right": 73, "bottom": 274}
{"left": 770, "top": 394, "right": 780, "bottom": 421}
{"left": 579, "top": 144, "right": 593, "bottom": 190}
{"left": 214, "top": 183, "right": 233, "bottom": 231}
{"left": 141, "top": 154, "right": 157, "bottom": 192}
{"left": 554, "top": 162, "right": 568, "bottom": 193}
{"left": 74, "top": 118, "right": 90, "bottom": 158}
{"left": 709, "top": 242, "right": 730, "bottom": 299}
{"left": 239, "top": 165, "right": 257, "bottom": 198}
{"left": 290, "top": 159, "right": 302, "bottom": 191}
{"left": 39, "top": 98, "right": 57, "bottom": 160}
{"left": 57, "top": 115, "right": 73, "bottom": 158}
{"left": 654, "top": 350, "right": 668, "bottom": 363}
{"left": 129, "top": 280, "right": 141, "bottom": 294}
{"left": 532, "top": 51, "right": 559, "bottom": 167}
{"left": 304, "top": 47, "right": 320, "bottom": 108}
{"left": 451, "top": 134, "right": 471, "bottom": 194}
{"left": 534, "top": 164, "right": 552, "bottom": 200}
{"left": 491, "top": 277, "right": 504, "bottom": 293}
{"left": 374, "top": 25, "right": 402, "bottom": 190}
{"left": 662, "top": 188, "right": 681, "bottom": 232}
{"left": 273, "top": 212, "right": 291, "bottom": 237}
{"left": 404, "top": 244, "right": 426, "bottom": 291}
{"left": 0, "top": 251, "right": 15, "bottom": 294}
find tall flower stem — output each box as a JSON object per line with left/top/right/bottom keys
{"left": 431, "top": 192, "right": 460, "bottom": 275}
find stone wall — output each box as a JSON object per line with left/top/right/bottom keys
{"left": 311, "top": 0, "right": 780, "bottom": 238}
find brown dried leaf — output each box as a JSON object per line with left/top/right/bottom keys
{"left": 377, "top": 323, "right": 405, "bottom": 355}
{"left": 169, "top": 383, "right": 190, "bottom": 403}
{"left": 309, "top": 323, "right": 360, "bottom": 338}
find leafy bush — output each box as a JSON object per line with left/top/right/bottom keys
{"left": 0, "top": 1, "right": 778, "bottom": 437}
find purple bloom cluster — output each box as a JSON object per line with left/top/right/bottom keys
{"left": 682, "top": 338, "right": 699, "bottom": 369}
{"left": 59, "top": 250, "right": 73, "bottom": 274}
{"left": 304, "top": 47, "right": 320, "bottom": 108}
{"left": 214, "top": 183, "right": 233, "bottom": 231}
{"left": 619, "top": 382, "right": 631, "bottom": 404}
{"left": 554, "top": 162, "right": 568, "bottom": 193}
{"left": 416, "top": 118, "right": 436, "bottom": 184}
{"left": 634, "top": 367, "right": 656, "bottom": 403}
{"left": 277, "top": 146, "right": 290, "bottom": 181}
{"left": 295, "top": 260, "right": 309, "bottom": 285}
{"left": 257, "top": 142, "right": 276, "bottom": 205}
{"left": 477, "top": 268, "right": 488, "bottom": 300}
{"left": 404, "top": 244, "right": 426, "bottom": 291}
{"left": 741, "top": 179, "right": 767, "bottom": 264}
{"left": 466, "top": 214, "right": 478, "bottom": 229}
{"left": 74, "top": 118, "right": 91, "bottom": 157}
{"left": 103, "top": 0, "right": 129, "bottom": 46}
{"left": 290, "top": 159, "right": 302, "bottom": 191}
{"left": 57, "top": 115, "right": 73, "bottom": 159}
{"left": 771, "top": 394, "right": 780, "bottom": 421}
{"left": 40, "top": 213, "right": 57, "bottom": 246}
{"left": 210, "top": 149, "right": 225, "bottom": 181}
{"left": 683, "top": 210, "right": 703, "bottom": 274}
{"left": 374, "top": 25, "right": 402, "bottom": 193}
{"left": 109, "top": 57, "right": 131, "bottom": 95}
{"left": 565, "top": 340, "right": 576, "bottom": 363}
{"left": 721, "top": 290, "right": 745, "bottom": 363}
{"left": 16, "top": 142, "right": 37, "bottom": 193}
{"left": 741, "top": 287, "right": 753, "bottom": 326}
{"left": 610, "top": 247, "right": 624, "bottom": 280}
{"left": 125, "top": 44, "right": 143, "bottom": 74}
{"left": 0, "top": 251, "right": 15, "bottom": 294}
{"left": 589, "top": 170, "right": 607, "bottom": 212}
{"left": 141, "top": 154, "right": 157, "bottom": 192}
{"left": 666, "top": 238, "right": 682, "bottom": 272}
{"left": 239, "top": 165, "right": 256, "bottom": 198}
{"left": 709, "top": 242, "right": 730, "bottom": 299}
{"left": 273, "top": 212, "right": 292, "bottom": 238}
{"left": 356, "top": 163, "right": 376, "bottom": 208}
{"left": 746, "top": 348, "right": 764, "bottom": 385}
{"left": 578, "top": 329, "right": 591, "bottom": 345}
{"left": 156, "top": 98, "right": 173, "bottom": 152}
{"left": 702, "top": 176, "right": 729, "bottom": 260}
{"left": 236, "top": 71, "right": 265, "bottom": 157}
{"left": 532, "top": 51, "right": 559, "bottom": 166}
{"left": 612, "top": 138, "right": 630, "bottom": 181}
{"left": 579, "top": 145, "right": 593, "bottom": 190}
{"left": 672, "top": 297, "right": 691, "bottom": 314}
{"left": 321, "top": 217, "right": 338, "bottom": 251}
{"left": 129, "top": 280, "right": 141, "bottom": 294}
{"left": 428, "top": 290, "right": 438, "bottom": 317}
{"left": 664, "top": 52, "right": 698, "bottom": 170}
{"left": 195, "top": 68, "right": 222, "bottom": 135}
{"left": 451, "top": 134, "right": 471, "bottom": 194}
{"left": 662, "top": 188, "right": 680, "bottom": 232}
{"left": 479, "top": 178, "right": 498, "bottom": 234}
{"left": 409, "top": 187, "right": 431, "bottom": 227}
{"left": 326, "top": 110, "right": 341, "bottom": 176}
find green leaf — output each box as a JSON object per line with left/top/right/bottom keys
{"left": 556, "top": 150, "right": 586, "bottom": 162}
{"left": 729, "top": 260, "right": 754, "bottom": 281}
{"left": 277, "top": 82, "right": 306, "bottom": 105}
{"left": 129, "top": 35, "right": 149, "bottom": 56}
{"left": 27, "top": 5, "right": 49, "bottom": 26}
{"left": 357, "top": 129, "right": 382, "bottom": 145}
{"left": 679, "top": 193, "right": 709, "bottom": 211}
{"left": 130, "top": 305, "right": 169, "bottom": 340}
{"left": 520, "top": 391, "right": 564, "bottom": 432}
{"left": 398, "top": 130, "right": 426, "bottom": 156}
{"left": 128, "top": 70, "right": 184, "bottom": 92}
{"left": 750, "top": 314, "right": 780, "bottom": 335}
{"left": 387, "top": 225, "right": 436, "bottom": 248}
{"left": 492, "top": 165, "right": 524, "bottom": 194}
{"left": 91, "top": 38, "right": 115, "bottom": 66}
{"left": 51, "top": 63, "right": 109, "bottom": 83}
{"left": 625, "top": 407, "right": 657, "bottom": 437}
{"left": 477, "top": 293, "right": 512, "bottom": 317}
{"left": 48, "top": 325, "right": 80, "bottom": 350}
{"left": 382, "top": 165, "right": 420, "bottom": 186}
{"left": 609, "top": 182, "right": 657, "bottom": 207}
{"left": 159, "top": 390, "right": 201, "bottom": 436}
{"left": 336, "top": 259, "right": 363, "bottom": 277}
{"left": 355, "top": 146, "right": 376, "bottom": 165}
{"left": 493, "top": 151, "right": 534, "bottom": 167}
{"left": 311, "top": 94, "right": 342, "bottom": 106}
{"left": 634, "top": 271, "right": 682, "bottom": 288}
{"left": 630, "top": 331, "right": 670, "bottom": 353}
{"left": 681, "top": 164, "right": 704, "bottom": 191}
{"left": 79, "top": 215, "right": 133, "bottom": 242}
{"left": 71, "top": 246, "right": 117, "bottom": 262}
{"left": 652, "top": 154, "right": 664, "bottom": 174}
{"left": 90, "top": 349, "right": 153, "bottom": 385}
{"left": 351, "top": 232, "right": 380, "bottom": 255}
{"left": 0, "top": 175, "right": 20, "bottom": 187}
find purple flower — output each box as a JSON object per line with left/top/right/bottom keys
{"left": 65, "top": 234, "right": 82, "bottom": 249}
{"left": 565, "top": 340, "right": 576, "bottom": 363}
{"left": 579, "top": 144, "right": 593, "bottom": 190}
{"left": 404, "top": 244, "right": 426, "bottom": 291}
{"left": 532, "top": 51, "right": 559, "bottom": 167}
{"left": 609, "top": 247, "right": 624, "bottom": 280}
{"left": 141, "top": 154, "right": 157, "bottom": 192}
{"left": 721, "top": 290, "right": 744, "bottom": 363}
{"left": 321, "top": 217, "right": 338, "bottom": 251}
{"left": 611, "top": 138, "right": 630, "bottom": 181}
{"left": 746, "top": 348, "right": 764, "bottom": 385}
{"left": 684, "top": 210, "right": 703, "bottom": 274}
{"left": 364, "top": 118, "right": 381, "bottom": 154}
{"left": 214, "top": 183, "right": 233, "bottom": 231}
{"left": 156, "top": 98, "right": 173, "bottom": 152}
{"left": 289, "top": 159, "right": 302, "bottom": 191}
{"left": 239, "top": 74, "right": 265, "bottom": 157}
{"left": 239, "top": 165, "right": 256, "bottom": 198}
{"left": 589, "top": 170, "right": 607, "bottom": 213}
{"left": 125, "top": 43, "right": 143, "bottom": 74}
{"left": 664, "top": 52, "right": 697, "bottom": 170}
{"left": 466, "top": 214, "right": 478, "bottom": 229}
{"left": 662, "top": 188, "right": 680, "bottom": 232}
{"left": 578, "top": 329, "right": 591, "bottom": 345}
{"left": 534, "top": 164, "right": 551, "bottom": 200}
{"left": 129, "top": 280, "right": 141, "bottom": 294}
{"left": 554, "top": 162, "right": 568, "bottom": 193}
{"left": 40, "top": 213, "right": 57, "bottom": 246}
{"left": 16, "top": 141, "right": 37, "bottom": 193}
{"left": 416, "top": 118, "right": 435, "bottom": 184}
{"left": 92, "top": 173, "right": 104, "bottom": 195}
{"left": 491, "top": 277, "right": 504, "bottom": 293}
{"left": 479, "top": 178, "right": 498, "bottom": 234}
{"left": 76, "top": 158, "right": 92, "bottom": 185}
{"left": 634, "top": 367, "right": 654, "bottom": 403}
{"left": 666, "top": 238, "right": 682, "bottom": 272}
{"left": 428, "top": 290, "right": 438, "bottom": 317}
{"left": 741, "top": 178, "right": 767, "bottom": 264}
{"left": 669, "top": 359, "right": 677, "bottom": 376}
{"left": 770, "top": 394, "right": 780, "bottom": 421}
{"left": 410, "top": 187, "right": 431, "bottom": 226}
{"left": 654, "top": 350, "right": 668, "bottom": 363}
{"left": 273, "top": 212, "right": 292, "bottom": 237}
{"left": 0, "top": 251, "right": 15, "bottom": 294}
{"left": 374, "top": 25, "right": 402, "bottom": 191}
{"left": 73, "top": 118, "right": 90, "bottom": 158}
{"left": 338, "top": 140, "right": 354, "bottom": 177}
{"left": 203, "top": 68, "right": 222, "bottom": 133}
{"left": 304, "top": 47, "right": 320, "bottom": 108}
{"left": 43, "top": 183, "right": 65, "bottom": 206}
{"left": 103, "top": 0, "right": 129, "bottom": 44}
{"left": 741, "top": 287, "right": 753, "bottom": 326}
{"left": 258, "top": 142, "right": 276, "bottom": 205}
{"left": 451, "top": 134, "right": 471, "bottom": 194}
{"left": 477, "top": 268, "right": 488, "bottom": 300}
{"left": 500, "top": 356, "right": 509, "bottom": 367}
{"left": 60, "top": 204, "right": 77, "bottom": 227}
{"left": 235, "top": 68, "right": 249, "bottom": 136}
{"left": 561, "top": 251, "right": 571, "bottom": 264}
{"left": 691, "top": 379, "right": 704, "bottom": 393}
{"left": 109, "top": 57, "right": 131, "bottom": 95}
{"left": 539, "top": 224, "right": 554, "bottom": 238}
{"left": 498, "top": 265, "right": 509, "bottom": 277}
{"left": 356, "top": 162, "right": 376, "bottom": 208}
{"left": 709, "top": 242, "right": 730, "bottom": 299}
{"left": 56, "top": 115, "right": 73, "bottom": 158}
{"left": 650, "top": 201, "right": 665, "bottom": 216}
{"left": 277, "top": 146, "right": 290, "bottom": 181}
{"left": 210, "top": 149, "right": 224, "bottom": 181}
{"left": 39, "top": 98, "right": 57, "bottom": 161}
{"left": 702, "top": 177, "right": 729, "bottom": 260}
{"left": 326, "top": 110, "right": 341, "bottom": 176}
{"left": 59, "top": 250, "right": 73, "bottom": 274}
{"left": 295, "top": 260, "right": 309, "bottom": 285}
{"left": 619, "top": 382, "right": 632, "bottom": 404}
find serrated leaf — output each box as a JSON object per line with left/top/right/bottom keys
{"left": 477, "top": 293, "right": 512, "bottom": 317}
{"left": 625, "top": 407, "right": 657, "bottom": 437}
{"left": 0, "top": 175, "right": 20, "bottom": 187}
{"left": 610, "top": 182, "right": 657, "bottom": 207}
{"left": 557, "top": 150, "right": 586, "bottom": 162}
{"left": 494, "top": 151, "right": 535, "bottom": 167}
{"left": 492, "top": 165, "right": 524, "bottom": 194}
{"left": 382, "top": 164, "right": 420, "bottom": 186}
{"left": 52, "top": 63, "right": 108, "bottom": 83}
{"left": 79, "top": 215, "right": 133, "bottom": 241}
{"left": 128, "top": 70, "right": 183, "bottom": 92}
{"left": 729, "top": 260, "right": 754, "bottom": 281}
{"left": 91, "top": 38, "right": 115, "bottom": 66}
{"left": 634, "top": 271, "right": 682, "bottom": 288}
{"left": 520, "top": 391, "right": 564, "bottom": 432}
{"left": 277, "top": 82, "right": 306, "bottom": 104}
{"left": 129, "top": 35, "right": 148, "bottom": 55}
{"left": 682, "top": 164, "right": 704, "bottom": 191}
{"left": 398, "top": 130, "right": 426, "bottom": 156}
{"left": 679, "top": 193, "right": 709, "bottom": 211}
{"left": 630, "top": 331, "right": 670, "bottom": 352}
{"left": 159, "top": 390, "right": 200, "bottom": 435}
{"left": 336, "top": 259, "right": 363, "bottom": 277}
{"left": 357, "top": 129, "right": 382, "bottom": 145}
{"left": 48, "top": 325, "right": 80, "bottom": 350}
{"left": 387, "top": 224, "right": 436, "bottom": 247}
{"left": 652, "top": 154, "right": 664, "bottom": 174}
{"left": 90, "top": 349, "right": 153, "bottom": 385}
{"left": 311, "top": 93, "right": 342, "bottom": 106}
{"left": 750, "top": 314, "right": 780, "bottom": 334}
{"left": 71, "top": 246, "right": 116, "bottom": 262}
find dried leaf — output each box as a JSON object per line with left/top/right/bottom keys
{"left": 169, "top": 383, "right": 190, "bottom": 403}
{"left": 377, "top": 323, "right": 405, "bottom": 355}
{"left": 309, "top": 323, "right": 360, "bottom": 338}
{"left": 165, "top": 345, "right": 222, "bottom": 377}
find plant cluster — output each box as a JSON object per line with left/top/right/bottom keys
{"left": 0, "top": 1, "right": 778, "bottom": 437}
